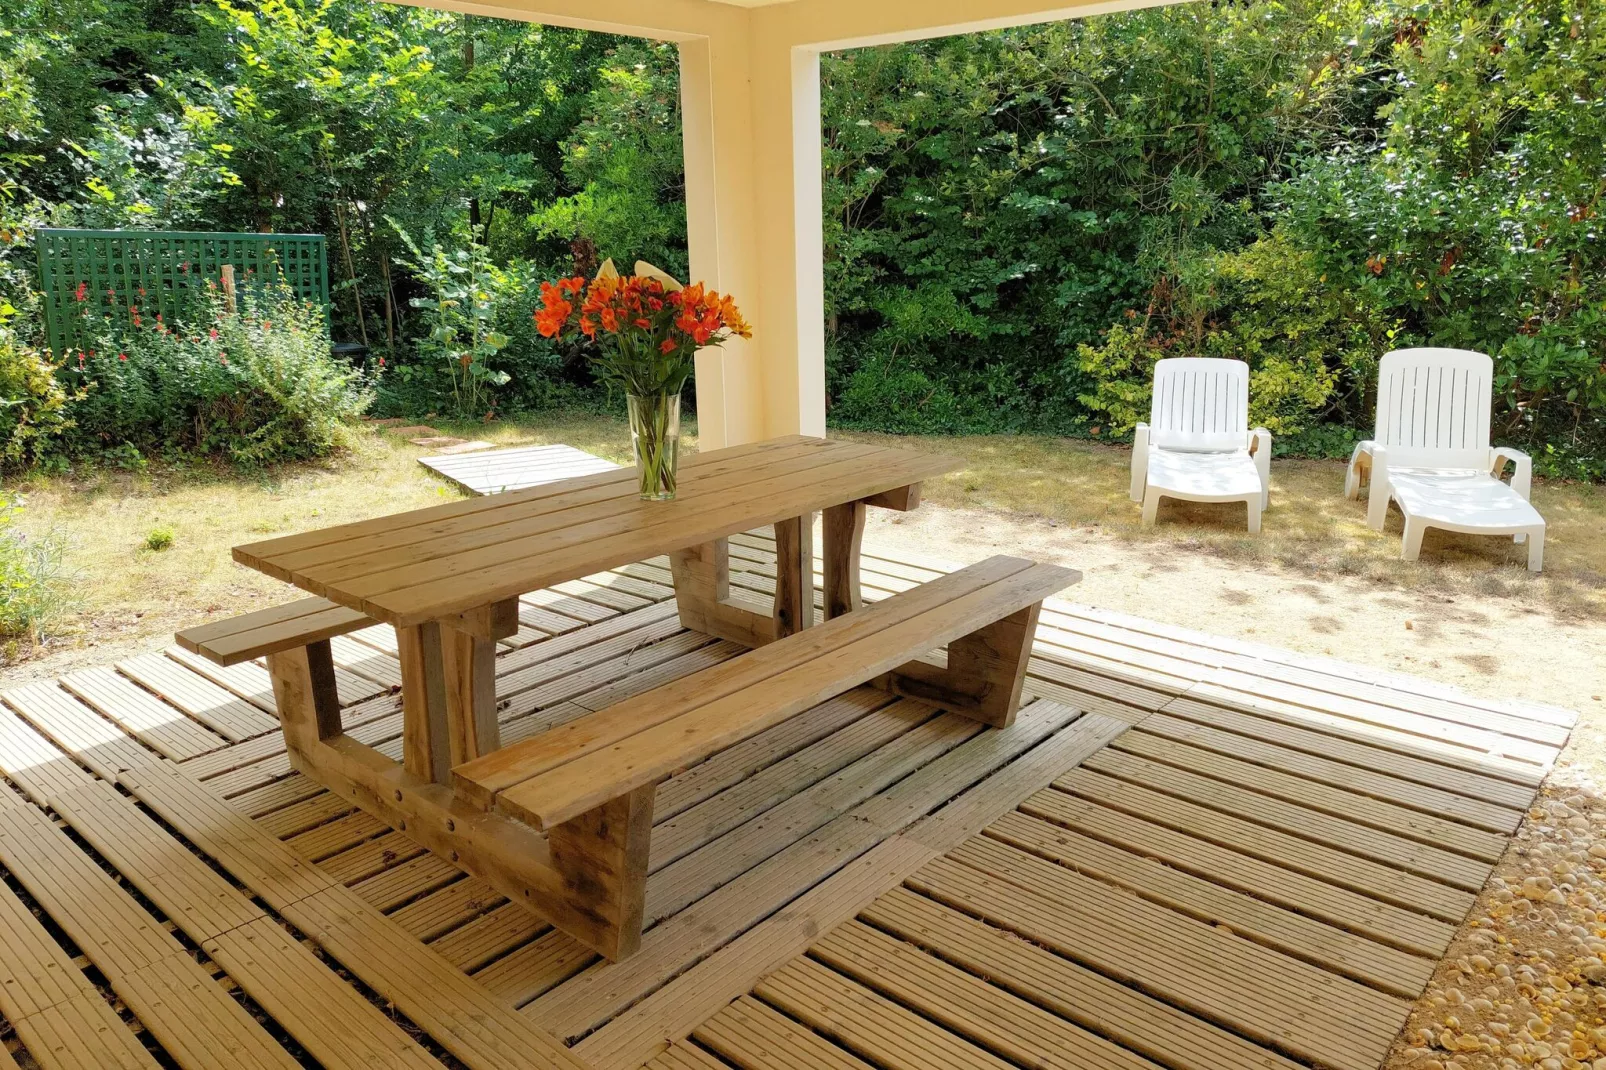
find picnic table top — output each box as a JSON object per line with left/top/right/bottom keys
{"left": 233, "top": 435, "right": 961, "bottom": 628}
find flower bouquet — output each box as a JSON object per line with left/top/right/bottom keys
{"left": 535, "top": 260, "right": 751, "bottom": 500}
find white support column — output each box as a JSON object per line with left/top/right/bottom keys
{"left": 680, "top": 27, "right": 826, "bottom": 447}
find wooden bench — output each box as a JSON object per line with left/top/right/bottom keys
{"left": 452, "top": 554, "right": 1078, "bottom": 959}
{"left": 176, "top": 597, "right": 377, "bottom": 751}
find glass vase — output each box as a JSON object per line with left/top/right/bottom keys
{"left": 627, "top": 392, "right": 681, "bottom": 501}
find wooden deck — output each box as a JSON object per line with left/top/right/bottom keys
{"left": 0, "top": 532, "right": 1575, "bottom": 1070}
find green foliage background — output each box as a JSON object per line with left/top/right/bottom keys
{"left": 0, "top": 0, "right": 1602, "bottom": 473}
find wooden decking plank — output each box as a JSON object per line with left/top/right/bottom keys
{"left": 650, "top": 698, "right": 923, "bottom": 870}
{"left": 0, "top": 802, "right": 299, "bottom": 1069}
{"left": 111, "top": 955, "right": 302, "bottom": 1070}
{"left": 918, "top": 843, "right": 1405, "bottom": 1070}
{"left": 9, "top": 991, "right": 161, "bottom": 1070}
{"left": 1159, "top": 695, "right": 1536, "bottom": 807}
{"left": 984, "top": 811, "right": 1434, "bottom": 997}
{"left": 329, "top": 634, "right": 404, "bottom": 690}
{"left": 115, "top": 760, "right": 586, "bottom": 1069}
{"left": 0, "top": 866, "right": 101, "bottom": 1020}
{"left": 813, "top": 920, "right": 1159, "bottom": 1069}
{"left": 255, "top": 790, "right": 354, "bottom": 839}
{"left": 0, "top": 701, "right": 96, "bottom": 804}
{"left": 389, "top": 875, "right": 503, "bottom": 941}
{"left": 1, "top": 683, "right": 150, "bottom": 782}
{"left": 48, "top": 782, "right": 267, "bottom": 943}
{"left": 569, "top": 640, "right": 744, "bottom": 715}
{"left": 573, "top": 707, "right": 1120, "bottom": 1070}
{"left": 47, "top": 782, "right": 437, "bottom": 1069}
{"left": 286, "top": 811, "right": 389, "bottom": 862}
{"left": 118, "top": 763, "right": 339, "bottom": 910}
{"left": 165, "top": 646, "right": 277, "bottom": 712}
{"left": 1184, "top": 681, "right": 1553, "bottom": 776}
{"left": 645, "top": 711, "right": 981, "bottom": 924}
{"left": 116, "top": 654, "right": 278, "bottom": 740}
{"left": 756, "top": 956, "right": 1015, "bottom": 1070}
{"left": 429, "top": 903, "right": 549, "bottom": 973}
{"left": 0, "top": 805, "right": 178, "bottom": 976}
{"left": 1139, "top": 711, "right": 1525, "bottom": 832}
{"left": 59, "top": 668, "right": 226, "bottom": 761}
{"left": 1205, "top": 665, "right": 1569, "bottom": 748}
{"left": 532, "top": 699, "right": 1081, "bottom": 1043}
{"left": 862, "top": 887, "right": 1304, "bottom": 1070}
{"left": 204, "top": 917, "right": 445, "bottom": 1070}
{"left": 1112, "top": 729, "right": 1509, "bottom": 860}
{"left": 1018, "top": 789, "right": 1455, "bottom": 955}
{"left": 474, "top": 929, "right": 595, "bottom": 1006}
{"left": 319, "top": 830, "right": 428, "bottom": 885}
{"left": 695, "top": 995, "right": 879, "bottom": 1070}
{"left": 653, "top": 690, "right": 891, "bottom": 822}
{"left": 1047, "top": 769, "right": 1475, "bottom": 922}
{"left": 282, "top": 890, "right": 591, "bottom": 1070}
{"left": 1083, "top": 747, "right": 1491, "bottom": 890}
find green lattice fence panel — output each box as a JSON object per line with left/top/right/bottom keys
{"left": 35, "top": 229, "right": 328, "bottom": 354}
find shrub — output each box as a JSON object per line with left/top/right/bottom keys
{"left": 0, "top": 492, "right": 75, "bottom": 649}
{"left": 144, "top": 525, "right": 174, "bottom": 551}
{"left": 0, "top": 315, "right": 76, "bottom": 470}
{"left": 61, "top": 283, "right": 371, "bottom": 465}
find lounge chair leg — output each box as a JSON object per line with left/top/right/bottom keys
{"left": 1527, "top": 528, "right": 1545, "bottom": 572}
{"left": 1141, "top": 490, "right": 1161, "bottom": 527}
{"left": 1246, "top": 498, "right": 1262, "bottom": 534}
{"left": 1401, "top": 518, "right": 1426, "bottom": 562}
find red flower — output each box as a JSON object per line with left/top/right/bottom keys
{"left": 634, "top": 317, "right": 651, "bottom": 330}
{"left": 660, "top": 339, "right": 677, "bottom": 354}
{"left": 208, "top": 328, "right": 218, "bottom": 340}
{"left": 73, "top": 281, "right": 88, "bottom": 302}
{"left": 118, "top": 352, "right": 127, "bottom": 362}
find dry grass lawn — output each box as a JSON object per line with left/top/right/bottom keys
{"left": 4, "top": 414, "right": 1603, "bottom": 689}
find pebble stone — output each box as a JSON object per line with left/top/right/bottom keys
{"left": 1386, "top": 784, "right": 1606, "bottom": 1069}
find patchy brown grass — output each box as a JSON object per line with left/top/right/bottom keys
{"left": 4, "top": 414, "right": 1602, "bottom": 680}
{"left": 836, "top": 429, "right": 1606, "bottom": 620}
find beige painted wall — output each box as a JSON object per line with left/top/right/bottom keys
{"left": 389, "top": 0, "right": 1172, "bottom": 446}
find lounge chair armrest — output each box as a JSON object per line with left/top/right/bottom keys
{"left": 1365, "top": 444, "right": 1391, "bottom": 530}
{"left": 1249, "top": 428, "right": 1272, "bottom": 506}
{"left": 1490, "top": 446, "right": 1533, "bottom": 500}
{"left": 1130, "top": 423, "right": 1150, "bottom": 503}
{"left": 1345, "top": 440, "right": 1376, "bottom": 500}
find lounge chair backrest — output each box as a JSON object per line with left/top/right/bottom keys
{"left": 1374, "top": 348, "right": 1493, "bottom": 469}
{"left": 1149, "top": 358, "right": 1250, "bottom": 451}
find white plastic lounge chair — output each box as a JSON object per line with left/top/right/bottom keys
{"left": 1346, "top": 348, "right": 1544, "bottom": 571}
{"left": 1130, "top": 358, "right": 1271, "bottom": 533}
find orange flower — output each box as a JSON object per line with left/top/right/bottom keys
{"left": 660, "top": 339, "right": 677, "bottom": 354}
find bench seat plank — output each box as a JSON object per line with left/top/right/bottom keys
{"left": 177, "top": 597, "right": 375, "bottom": 666}
{"left": 475, "top": 557, "right": 1080, "bottom": 832}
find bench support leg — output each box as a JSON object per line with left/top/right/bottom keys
{"left": 549, "top": 784, "right": 656, "bottom": 962}
{"left": 822, "top": 501, "right": 866, "bottom": 621}
{"left": 284, "top": 733, "right": 648, "bottom": 962}
{"left": 880, "top": 602, "right": 1042, "bottom": 729}
{"left": 267, "top": 640, "right": 341, "bottom": 755}
{"left": 671, "top": 538, "right": 779, "bottom": 647}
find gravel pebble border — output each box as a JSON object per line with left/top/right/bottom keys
{"left": 1387, "top": 781, "right": 1606, "bottom": 1070}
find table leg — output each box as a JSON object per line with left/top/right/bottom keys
{"left": 822, "top": 500, "right": 866, "bottom": 621}
{"left": 398, "top": 622, "right": 450, "bottom": 783}
{"left": 440, "top": 622, "right": 500, "bottom": 766}
{"left": 772, "top": 513, "right": 815, "bottom": 637}
{"left": 671, "top": 515, "right": 817, "bottom": 647}
{"left": 398, "top": 599, "right": 517, "bottom": 783}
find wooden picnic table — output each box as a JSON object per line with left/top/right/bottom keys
{"left": 233, "top": 435, "right": 961, "bottom": 786}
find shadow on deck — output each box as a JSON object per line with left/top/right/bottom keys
{"left": 0, "top": 532, "right": 1574, "bottom": 1070}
